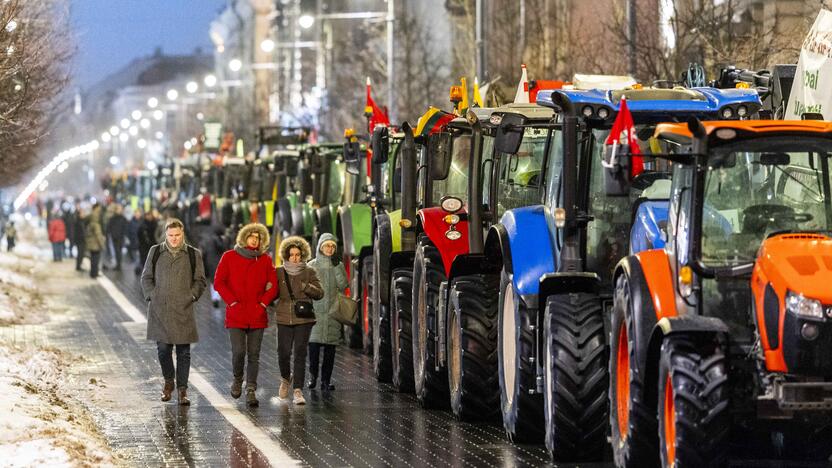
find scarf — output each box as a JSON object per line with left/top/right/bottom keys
{"left": 235, "top": 246, "right": 260, "bottom": 259}
{"left": 165, "top": 240, "right": 184, "bottom": 257}
{"left": 283, "top": 260, "right": 307, "bottom": 276}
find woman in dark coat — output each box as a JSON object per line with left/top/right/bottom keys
{"left": 213, "top": 223, "right": 277, "bottom": 407}
{"left": 272, "top": 236, "right": 323, "bottom": 405}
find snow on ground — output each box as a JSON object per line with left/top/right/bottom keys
{"left": 0, "top": 219, "right": 120, "bottom": 467}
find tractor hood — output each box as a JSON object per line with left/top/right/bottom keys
{"left": 756, "top": 233, "right": 832, "bottom": 303}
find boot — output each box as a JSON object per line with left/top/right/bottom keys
{"left": 278, "top": 378, "right": 290, "bottom": 399}
{"left": 231, "top": 378, "right": 243, "bottom": 399}
{"left": 321, "top": 381, "right": 335, "bottom": 392}
{"left": 178, "top": 387, "right": 190, "bottom": 406}
{"left": 293, "top": 388, "right": 306, "bottom": 405}
{"left": 246, "top": 387, "right": 259, "bottom": 407}
{"left": 161, "top": 379, "right": 174, "bottom": 402}
{"left": 307, "top": 375, "right": 317, "bottom": 389}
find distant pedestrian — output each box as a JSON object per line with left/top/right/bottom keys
{"left": 47, "top": 214, "right": 67, "bottom": 262}
{"left": 137, "top": 211, "right": 158, "bottom": 275}
{"left": 106, "top": 204, "right": 128, "bottom": 269}
{"left": 127, "top": 209, "right": 141, "bottom": 263}
{"left": 213, "top": 223, "right": 277, "bottom": 407}
{"left": 272, "top": 236, "right": 323, "bottom": 405}
{"left": 74, "top": 208, "right": 88, "bottom": 271}
{"left": 84, "top": 204, "right": 106, "bottom": 278}
{"left": 4, "top": 221, "right": 16, "bottom": 252}
{"left": 306, "top": 233, "right": 347, "bottom": 392}
{"left": 62, "top": 205, "right": 75, "bottom": 258}
{"left": 199, "top": 223, "right": 226, "bottom": 308}
{"left": 141, "top": 218, "right": 207, "bottom": 406}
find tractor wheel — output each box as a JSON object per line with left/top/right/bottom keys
{"left": 361, "top": 255, "right": 374, "bottom": 355}
{"left": 347, "top": 258, "right": 363, "bottom": 349}
{"left": 610, "top": 273, "right": 659, "bottom": 468}
{"left": 543, "top": 293, "right": 608, "bottom": 461}
{"left": 390, "top": 267, "right": 414, "bottom": 393}
{"left": 658, "top": 335, "right": 729, "bottom": 468}
{"left": 447, "top": 274, "right": 500, "bottom": 422}
{"left": 372, "top": 244, "right": 392, "bottom": 382}
{"left": 498, "top": 270, "right": 544, "bottom": 443}
{"left": 411, "top": 239, "right": 449, "bottom": 408}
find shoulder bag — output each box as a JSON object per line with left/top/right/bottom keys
{"left": 283, "top": 269, "right": 316, "bottom": 319}
{"left": 330, "top": 292, "right": 358, "bottom": 326}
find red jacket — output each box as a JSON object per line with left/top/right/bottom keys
{"left": 214, "top": 248, "right": 278, "bottom": 329}
{"left": 48, "top": 218, "right": 66, "bottom": 243}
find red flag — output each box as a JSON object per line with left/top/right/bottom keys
{"left": 605, "top": 97, "right": 643, "bottom": 177}
{"left": 366, "top": 77, "right": 390, "bottom": 133}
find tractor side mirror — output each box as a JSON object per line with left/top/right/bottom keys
{"left": 601, "top": 144, "right": 631, "bottom": 196}
{"left": 343, "top": 141, "right": 361, "bottom": 176}
{"left": 307, "top": 149, "right": 325, "bottom": 173}
{"left": 285, "top": 158, "right": 299, "bottom": 178}
{"left": 494, "top": 113, "right": 527, "bottom": 155}
{"left": 428, "top": 132, "right": 453, "bottom": 180}
{"left": 372, "top": 126, "right": 390, "bottom": 164}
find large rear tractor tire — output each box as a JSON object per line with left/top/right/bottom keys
{"left": 447, "top": 274, "right": 500, "bottom": 422}
{"left": 411, "top": 239, "right": 449, "bottom": 408}
{"left": 658, "top": 335, "right": 729, "bottom": 468}
{"left": 390, "top": 267, "right": 414, "bottom": 393}
{"left": 498, "top": 270, "right": 544, "bottom": 443}
{"left": 361, "top": 255, "right": 374, "bottom": 355}
{"left": 610, "top": 273, "right": 659, "bottom": 468}
{"left": 372, "top": 239, "right": 393, "bottom": 382}
{"left": 542, "top": 293, "right": 608, "bottom": 462}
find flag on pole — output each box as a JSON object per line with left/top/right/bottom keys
{"left": 472, "top": 77, "right": 484, "bottom": 107}
{"left": 366, "top": 77, "right": 390, "bottom": 132}
{"left": 604, "top": 97, "right": 644, "bottom": 177}
{"left": 514, "top": 64, "right": 530, "bottom": 104}
{"left": 415, "top": 107, "right": 455, "bottom": 137}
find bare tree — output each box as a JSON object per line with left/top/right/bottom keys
{"left": 0, "top": 0, "right": 72, "bottom": 186}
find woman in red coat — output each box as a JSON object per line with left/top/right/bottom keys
{"left": 47, "top": 214, "right": 67, "bottom": 262}
{"left": 213, "top": 223, "right": 277, "bottom": 406}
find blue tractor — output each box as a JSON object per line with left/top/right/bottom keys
{"left": 482, "top": 86, "right": 762, "bottom": 459}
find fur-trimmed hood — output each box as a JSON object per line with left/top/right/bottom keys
{"left": 279, "top": 235, "right": 312, "bottom": 262}
{"left": 235, "top": 223, "right": 270, "bottom": 254}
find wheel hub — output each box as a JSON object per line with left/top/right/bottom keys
{"left": 502, "top": 283, "right": 517, "bottom": 406}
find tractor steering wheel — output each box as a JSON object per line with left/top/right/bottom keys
{"left": 741, "top": 204, "right": 813, "bottom": 234}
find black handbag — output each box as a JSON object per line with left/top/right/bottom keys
{"left": 284, "top": 269, "right": 315, "bottom": 319}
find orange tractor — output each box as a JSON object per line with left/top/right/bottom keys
{"left": 609, "top": 119, "right": 832, "bottom": 466}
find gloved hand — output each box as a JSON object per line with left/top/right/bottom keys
{"left": 330, "top": 255, "right": 341, "bottom": 266}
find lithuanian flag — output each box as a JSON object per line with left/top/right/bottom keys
{"left": 415, "top": 107, "right": 455, "bottom": 137}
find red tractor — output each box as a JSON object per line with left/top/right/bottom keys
{"left": 609, "top": 119, "right": 832, "bottom": 466}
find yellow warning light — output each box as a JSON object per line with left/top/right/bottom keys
{"left": 632, "top": 83, "right": 644, "bottom": 90}
{"left": 679, "top": 265, "right": 693, "bottom": 285}
{"left": 364, "top": 105, "right": 373, "bottom": 116}
{"left": 399, "top": 219, "right": 412, "bottom": 228}
{"left": 736, "top": 82, "right": 750, "bottom": 89}
{"left": 449, "top": 85, "right": 463, "bottom": 103}
{"left": 344, "top": 128, "right": 356, "bottom": 138}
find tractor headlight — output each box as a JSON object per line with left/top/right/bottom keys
{"left": 786, "top": 292, "right": 824, "bottom": 320}
{"left": 597, "top": 107, "right": 610, "bottom": 119}
{"left": 582, "top": 105, "right": 594, "bottom": 118}
{"left": 737, "top": 105, "right": 748, "bottom": 117}
{"left": 440, "top": 196, "right": 463, "bottom": 213}
{"left": 721, "top": 107, "right": 734, "bottom": 119}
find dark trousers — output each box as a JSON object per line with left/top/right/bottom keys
{"left": 229, "top": 328, "right": 265, "bottom": 386}
{"left": 6, "top": 237, "right": 14, "bottom": 251}
{"left": 75, "top": 244, "right": 86, "bottom": 270}
{"left": 308, "top": 342, "right": 336, "bottom": 384}
{"left": 157, "top": 342, "right": 191, "bottom": 389}
{"left": 112, "top": 240, "right": 124, "bottom": 268}
{"left": 89, "top": 250, "right": 101, "bottom": 278}
{"left": 277, "top": 323, "right": 314, "bottom": 389}
{"left": 51, "top": 242, "right": 64, "bottom": 261}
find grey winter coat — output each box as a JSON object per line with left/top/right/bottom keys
{"left": 141, "top": 242, "right": 208, "bottom": 344}
{"left": 308, "top": 233, "right": 348, "bottom": 345}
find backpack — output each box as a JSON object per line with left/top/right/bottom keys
{"left": 151, "top": 243, "right": 197, "bottom": 283}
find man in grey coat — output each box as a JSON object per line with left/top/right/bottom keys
{"left": 141, "top": 218, "right": 207, "bottom": 405}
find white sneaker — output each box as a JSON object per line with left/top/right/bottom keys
{"left": 293, "top": 388, "right": 306, "bottom": 405}
{"left": 278, "top": 378, "right": 290, "bottom": 399}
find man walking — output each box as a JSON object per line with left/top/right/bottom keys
{"left": 141, "top": 218, "right": 207, "bottom": 405}
{"left": 84, "top": 204, "right": 105, "bottom": 278}
{"left": 106, "top": 204, "right": 128, "bottom": 269}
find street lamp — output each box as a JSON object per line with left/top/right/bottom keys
{"left": 131, "top": 110, "right": 142, "bottom": 120}
{"left": 167, "top": 89, "right": 179, "bottom": 101}
{"left": 120, "top": 118, "right": 130, "bottom": 129}
{"left": 298, "top": 15, "right": 315, "bottom": 29}
{"left": 260, "top": 38, "right": 275, "bottom": 53}
{"left": 228, "top": 58, "right": 243, "bottom": 72}
{"left": 109, "top": 126, "right": 120, "bottom": 136}
{"left": 137, "top": 139, "right": 147, "bottom": 149}
{"left": 128, "top": 126, "right": 138, "bottom": 136}
{"left": 204, "top": 74, "right": 217, "bottom": 88}
{"left": 186, "top": 81, "right": 199, "bottom": 94}
{"left": 119, "top": 133, "right": 129, "bottom": 143}
{"left": 147, "top": 97, "right": 159, "bottom": 108}
{"left": 139, "top": 118, "right": 150, "bottom": 129}
{"left": 153, "top": 110, "right": 164, "bottom": 120}
{"left": 101, "top": 132, "right": 111, "bottom": 142}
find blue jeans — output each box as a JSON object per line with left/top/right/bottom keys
{"left": 156, "top": 342, "right": 191, "bottom": 389}
{"left": 51, "top": 242, "right": 63, "bottom": 261}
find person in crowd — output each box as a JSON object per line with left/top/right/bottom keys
{"left": 4, "top": 221, "right": 16, "bottom": 252}
{"left": 47, "top": 212, "right": 67, "bottom": 262}
{"left": 306, "top": 233, "right": 347, "bottom": 392}
{"left": 213, "top": 223, "right": 277, "bottom": 407}
{"left": 74, "top": 207, "right": 88, "bottom": 271}
{"left": 61, "top": 203, "right": 75, "bottom": 258}
{"left": 141, "top": 218, "right": 207, "bottom": 406}
{"left": 127, "top": 209, "right": 141, "bottom": 263}
{"left": 272, "top": 236, "right": 323, "bottom": 405}
{"left": 85, "top": 203, "right": 106, "bottom": 278}
{"left": 100, "top": 203, "right": 115, "bottom": 270}
{"left": 137, "top": 210, "right": 158, "bottom": 276}
{"left": 106, "top": 204, "right": 128, "bottom": 270}
{"left": 199, "top": 222, "right": 226, "bottom": 308}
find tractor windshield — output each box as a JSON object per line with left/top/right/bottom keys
{"left": 494, "top": 127, "right": 549, "bottom": 218}
{"left": 430, "top": 132, "right": 471, "bottom": 204}
{"left": 699, "top": 137, "right": 832, "bottom": 267}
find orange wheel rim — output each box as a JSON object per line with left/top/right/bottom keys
{"left": 362, "top": 283, "right": 369, "bottom": 334}
{"left": 664, "top": 373, "right": 677, "bottom": 466}
{"left": 615, "top": 324, "right": 630, "bottom": 439}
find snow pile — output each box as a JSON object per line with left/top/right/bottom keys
{"left": 0, "top": 346, "right": 117, "bottom": 467}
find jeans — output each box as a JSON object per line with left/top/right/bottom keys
{"left": 112, "top": 240, "right": 124, "bottom": 268}
{"left": 157, "top": 342, "right": 191, "bottom": 389}
{"left": 51, "top": 242, "right": 63, "bottom": 261}
{"left": 229, "top": 328, "right": 265, "bottom": 386}
{"left": 89, "top": 250, "right": 101, "bottom": 278}
{"left": 308, "top": 342, "right": 336, "bottom": 384}
{"left": 277, "top": 323, "right": 314, "bottom": 389}
{"left": 75, "top": 244, "right": 86, "bottom": 270}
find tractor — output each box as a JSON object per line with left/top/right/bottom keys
{"left": 609, "top": 119, "right": 832, "bottom": 467}
{"left": 485, "top": 86, "right": 762, "bottom": 459}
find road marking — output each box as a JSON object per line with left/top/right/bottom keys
{"left": 97, "top": 275, "right": 299, "bottom": 466}
{"left": 97, "top": 276, "right": 146, "bottom": 323}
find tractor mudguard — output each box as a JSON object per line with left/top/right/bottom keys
{"left": 447, "top": 253, "right": 500, "bottom": 284}
{"left": 496, "top": 206, "right": 556, "bottom": 298}
{"left": 390, "top": 251, "right": 415, "bottom": 272}
{"left": 614, "top": 255, "right": 661, "bottom": 381}
{"left": 417, "top": 207, "right": 469, "bottom": 276}
{"left": 339, "top": 203, "right": 373, "bottom": 257}
{"left": 316, "top": 206, "right": 333, "bottom": 235}
{"left": 291, "top": 203, "right": 305, "bottom": 236}
{"left": 302, "top": 203, "right": 314, "bottom": 237}
{"left": 388, "top": 209, "right": 402, "bottom": 253}
{"left": 538, "top": 272, "right": 601, "bottom": 309}
{"left": 630, "top": 200, "right": 669, "bottom": 254}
